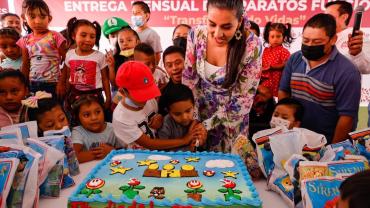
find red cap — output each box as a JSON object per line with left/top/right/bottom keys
{"left": 116, "top": 61, "right": 161, "bottom": 102}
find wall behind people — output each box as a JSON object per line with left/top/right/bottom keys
{"left": 2, "top": 0, "right": 370, "bottom": 105}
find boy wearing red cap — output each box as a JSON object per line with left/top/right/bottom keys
{"left": 112, "top": 61, "right": 203, "bottom": 150}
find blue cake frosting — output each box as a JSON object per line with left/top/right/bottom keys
{"left": 69, "top": 149, "right": 262, "bottom": 207}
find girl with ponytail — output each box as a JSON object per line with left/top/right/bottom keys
{"left": 63, "top": 17, "right": 111, "bottom": 124}
{"left": 261, "top": 22, "right": 294, "bottom": 97}
{"left": 18, "top": 0, "right": 67, "bottom": 99}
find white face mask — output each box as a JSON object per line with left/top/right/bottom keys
{"left": 131, "top": 15, "right": 145, "bottom": 27}
{"left": 125, "top": 97, "right": 142, "bottom": 108}
{"left": 270, "top": 117, "right": 290, "bottom": 129}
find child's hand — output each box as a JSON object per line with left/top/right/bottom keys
{"left": 184, "top": 121, "right": 203, "bottom": 145}
{"left": 105, "top": 50, "right": 115, "bottom": 70}
{"left": 91, "top": 143, "right": 114, "bottom": 159}
{"left": 194, "top": 123, "right": 207, "bottom": 146}
{"left": 188, "top": 123, "right": 207, "bottom": 151}
{"left": 149, "top": 114, "right": 163, "bottom": 130}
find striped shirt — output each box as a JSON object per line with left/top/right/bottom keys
{"left": 279, "top": 46, "right": 361, "bottom": 143}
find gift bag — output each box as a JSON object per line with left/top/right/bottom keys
{"left": 39, "top": 135, "right": 74, "bottom": 197}
{"left": 272, "top": 174, "right": 295, "bottom": 207}
{"left": 301, "top": 176, "right": 344, "bottom": 208}
{"left": 327, "top": 160, "right": 368, "bottom": 177}
{"left": 284, "top": 154, "right": 309, "bottom": 184}
{"left": 0, "top": 144, "right": 40, "bottom": 208}
{"left": 322, "top": 140, "right": 359, "bottom": 161}
{"left": 349, "top": 127, "right": 370, "bottom": 161}
{"left": 44, "top": 126, "right": 80, "bottom": 176}
{"left": 0, "top": 129, "right": 23, "bottom": 145}
{"left": 39, "top": 163, "right": 63, "bottom": 198}
{"left": 270, "top": 128, "right": 326, "bottom": 173}
{"left": 252, "top": 127, "right": 286, "bottom": 177}
{"left": 2, "top": 121, "right": 38, "bottom": 142}
{"left": 0, "top": 157, "right": 19, "bottom": 208}
{"left": 262, "top": 128, "right": 327, "bottom": 207}
{"left": 26, "top": 138, "right": 65, "bottom": 185}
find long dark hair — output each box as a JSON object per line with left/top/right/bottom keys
{"left": 263, "top": 22, "right": 294, "bottom": 47}
{"left": 21, "top": 0, "right": 51, "bottom": 34}
{"left": 66, "top": 17, "right": 101, "bottom": 49}
{"left": 207, "top": 0, "right": 246, "bottom": 89}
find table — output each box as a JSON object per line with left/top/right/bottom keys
{"left": 39, "top": 161, "right": 288, "bottom": 208}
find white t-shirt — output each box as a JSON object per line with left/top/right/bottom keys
{"left": 137, "top": 27, "right": 162, "bottom": 53}
{"left": 112, "top": 99, "right": 158, "bottom": 149}
{"left": 336, "top": 28, "right": 370, "bottom": 74}
{"left": 65, "top": 49, "right": 107, "bottom": 90}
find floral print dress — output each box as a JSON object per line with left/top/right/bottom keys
{"left": 183, "top": 25, "right": 262, "bottom": 153}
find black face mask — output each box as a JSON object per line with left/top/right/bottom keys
{"left": 301, "top": 44, "right": 326, "bottom": 61}
{"left": 173, "top": 37, "right": 187, "bottom": 50}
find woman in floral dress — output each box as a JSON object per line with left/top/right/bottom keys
{"left": 183, "top": 0, "right": 262, "bottom": 154}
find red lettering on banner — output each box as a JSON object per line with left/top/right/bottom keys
{"left": 12, "top": 0, "right": 370, "bottom": 27}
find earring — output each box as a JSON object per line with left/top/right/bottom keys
{"left": 235, "top": 29, "right": 242, "bottom": 40}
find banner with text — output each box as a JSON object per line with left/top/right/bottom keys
{"left": 13, "top": 0, "right": 370, "bottom": 28}
{"left": 10, "top": 0, "right": 370, "bottom": 105}
{"left": 0, "top": 0, "right": 9, "bottom": 15}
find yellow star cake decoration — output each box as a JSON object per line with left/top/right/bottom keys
{"left": 185, "top": 157, "right": 201, "bottom": 163}
{"left": 222, "top": 171, "right": 239, "bottom": 179}
{"left": 137, "top": 160, "right": 157, "bottom": 166}
{"left": 110, "top": 166, "right": 133, "bottom": 175}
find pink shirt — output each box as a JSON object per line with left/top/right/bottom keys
{"left": 17, "top": 30, "right": 65, "bottom": 82}
{"left": 0, "top": 106, "right": 21, "bottom": 128}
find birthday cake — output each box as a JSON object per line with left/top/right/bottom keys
{"left": 68, "top": 150, "right": 261, "bottom": 208}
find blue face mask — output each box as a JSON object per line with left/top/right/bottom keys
{"left": 125, "top": 97, "right": 141, "bottom": 108}
{"left": 131, "top": 15, "right": 144, "bottom": 27}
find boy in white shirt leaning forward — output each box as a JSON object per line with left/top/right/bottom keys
{"left": 112, "top": 61, "right": 204, "bottom": 150}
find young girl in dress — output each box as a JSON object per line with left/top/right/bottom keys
{"left": 0, "top": 28, "right": 22, "bottom": 71}
{"left": 261, "top": 22, "right": 294, "bottom": 97}
{"left": 71, "top": 95, "right": 120, "bottom": 163}
{"left": 64, "top": 17, "right": 111, "bottom": 115}
{"left": 17, "top": 0, "right": 67, "bottom": 99}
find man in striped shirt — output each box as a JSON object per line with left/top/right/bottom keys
{"left": 279, "top": 14, "right": 361, "bottom": 144}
